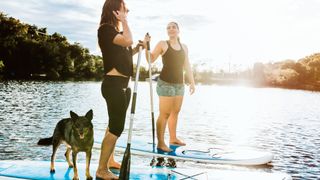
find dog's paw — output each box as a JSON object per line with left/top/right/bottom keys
{"left": 72, "top": 177, "right": 79, "bottom": 180}
{"left": 86, "top": 176, "right": 93, "bottom": 180}
{"left": 50, "top": 169, "right": 55, "bottom": 173}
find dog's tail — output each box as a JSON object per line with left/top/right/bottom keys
{"left": 37, "top": 137, "right": 53, "bottom": 146}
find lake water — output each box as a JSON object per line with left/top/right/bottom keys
{"left": 0, "top": 81, "right": 319, "bottom": 179}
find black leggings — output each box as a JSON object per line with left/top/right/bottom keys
{"left": 101, "top": 75, "right": 131, "bottom": 137}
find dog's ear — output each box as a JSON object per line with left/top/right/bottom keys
{"left": 70, "top": 111, "right": 79, "bottom": 121}
{"left": 85, "top": 109, "right": 93, "bottom": 121}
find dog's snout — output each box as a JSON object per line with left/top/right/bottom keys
{"left": 78, "top": 130, "right": 85, "bottom": 139}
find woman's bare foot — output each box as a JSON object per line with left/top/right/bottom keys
{"left": 108, "top": 160, "right": 121, "bottom": 169}
{"left": 96, "top": 170, "right": 119, "bottom": 180}
{"left": 170, "top": 138, "right": 186, "bottom": 146}
{"left": 157, "top": 143, "right": 172, "bottom": 152}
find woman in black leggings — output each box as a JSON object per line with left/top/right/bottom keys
{"left": 96, "top": 0, "right": 143, "bottom": 179}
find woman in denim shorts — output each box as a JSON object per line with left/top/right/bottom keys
{"left": 144, "top": 22, "right": 195, "bottom": 152}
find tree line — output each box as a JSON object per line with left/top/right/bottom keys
{"left": 1, "top": 13, "right": 319, "bottom": 91}
{"left": 252, "top": 53, "right": 320, "bottom": 91}
{"left": 0, "top": 12, "right": 105, "bottom": 80}
{"left": 192, "top": 54, "right": 320, "bottom": 91}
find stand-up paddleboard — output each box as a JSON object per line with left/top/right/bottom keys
{"left": 95, "top": 137, "right": 274, "bottom": 166}
{"left": 0, "top": 160, "right": 291, "bottom": 180}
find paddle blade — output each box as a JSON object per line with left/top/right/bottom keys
{"left": 119, "top": 145, "right": 131, "bottom": 180}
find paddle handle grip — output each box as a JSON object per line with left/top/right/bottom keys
{"left": 146, "top": 33, "right": 150, "bottom": 50}
{"left": 131, "top": 92, "right": 137, "bottom": 114}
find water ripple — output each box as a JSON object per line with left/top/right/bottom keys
{"left": 0, "top": 81, "right": 319, "bottom": 179}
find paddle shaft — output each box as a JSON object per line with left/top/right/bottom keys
{"left": 119, "top": 46, "right": 142, "bottom": 180}
{"left": 127, "top": 45, "right": 143, "bottom": 144}
{"left": 146, "top": 40, "right": 156, "bottom": 152}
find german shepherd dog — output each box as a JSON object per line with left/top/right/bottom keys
{"left": 37, "top": 110, "right": 94, "bottom": 180}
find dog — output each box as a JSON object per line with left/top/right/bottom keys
{"left": 37, "top": 110, "right": 94, "bottom": 180}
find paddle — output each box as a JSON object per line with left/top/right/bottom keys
{"left": 146, "top": 33, "right": 156, "bottom": 152}
{"left": 119, "top": 45, "right": 143, "bottom": 180}
{"left": 145, "top": 33, "right": 157, "bottom": 166}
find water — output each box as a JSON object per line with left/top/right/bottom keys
{"left": 0, "top": 81, "right": 319, "bottom": 179}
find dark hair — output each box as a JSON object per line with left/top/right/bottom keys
{"left": 100, "top": 0, "right": 124, "bottom": 30}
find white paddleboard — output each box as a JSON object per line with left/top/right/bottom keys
{"left": 0, "top": 160, "right": 291, "bottom": 180}
{"left": 95, "top": 137, "right": 274, "bottom": 166}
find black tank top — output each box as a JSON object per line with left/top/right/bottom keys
{"left": 160, "top": 41, "right": 185, "bottom": 83}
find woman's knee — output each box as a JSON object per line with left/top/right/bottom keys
{"left": 108, "top": 115, "right": 126, "bottom": 137}
{"left": 170, "top": 111, "right": 180, "bottom": 118}
{"left": 171, "top": 107, "right": 181, "bottom": 115}
{"left": 158, "top": 112, "right": 170, "bottom": 120}
{"left": 109, "top": 123, "right": 124, "bottom": 137}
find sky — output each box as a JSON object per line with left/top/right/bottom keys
{"left": 2, "top": 0, "right": 320, "bottom": 72}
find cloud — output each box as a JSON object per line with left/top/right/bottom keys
{"left": 134, "top": 14, "right": 213, "bottom": 30}
{"left": 2, "top": 0, "right": 320, "bottom": 65}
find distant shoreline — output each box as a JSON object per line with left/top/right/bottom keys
{"left": 1, "top": 76, "right": 319, "bottom": 92}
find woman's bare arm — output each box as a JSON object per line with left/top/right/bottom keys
{"left": 183, "top": 44, "right": 195, "bottom": 94}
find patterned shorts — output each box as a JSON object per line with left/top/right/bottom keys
{"left": 156, "top": 78, "right": 185, "bottom": 97}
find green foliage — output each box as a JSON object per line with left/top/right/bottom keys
{"left": 0, "top": 12, "right": 103, "bottom": 80}
{"left": 260, "top": 54, "right": 320, "bottom": 90}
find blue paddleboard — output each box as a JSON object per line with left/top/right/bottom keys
{"left": 0, "top": 160, "right": 186, "bottom": 180}
{"left": 0, "top": 160, "right": 292, "bottom": 180}
{"left": 95, "top": 137, "right": 273, "bottom": 166}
